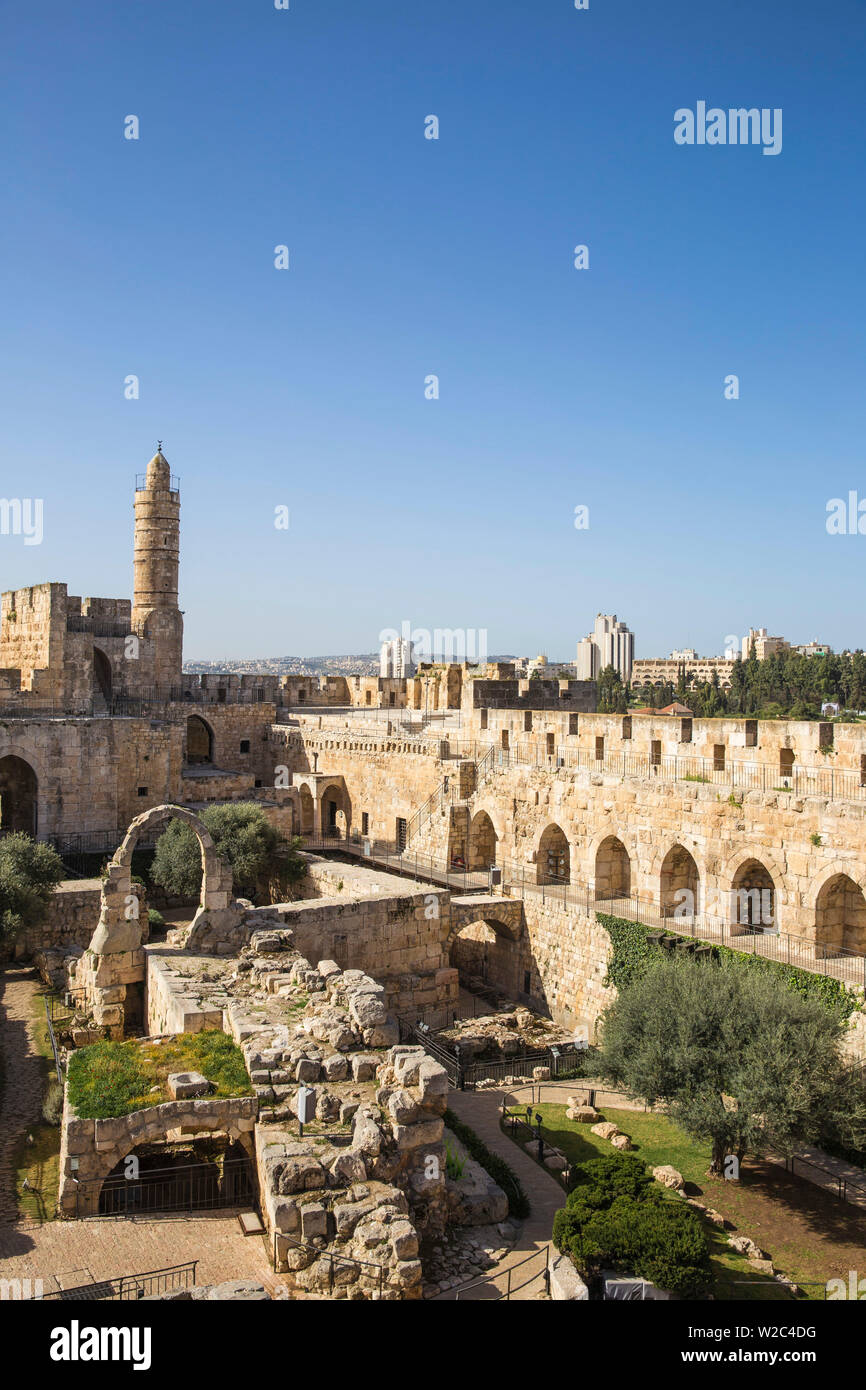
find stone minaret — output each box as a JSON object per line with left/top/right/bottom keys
{"left": 132, "top": 446, "right": 183, "bottom": 689}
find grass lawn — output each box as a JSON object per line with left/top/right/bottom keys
{"left": 67, "top": 1030, "right": 252, "bottom": 1119}
{"left": 507, "top": 1103, "right": 866, "bottom": 1300}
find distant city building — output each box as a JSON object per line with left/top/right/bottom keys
{"left": 633, "top": 653, "right": 736, "bottom": 690}
{"left": 576, "top": 614, "right": 634, "bottom": 683}
{"left": 795, "top": 641, "right": 833, "bottom": 658}
{"left": 742, "top": 628, "right": 789, "bottom": 660}
{"left": 379, "top": 636, "right": 415, "bottom": 678}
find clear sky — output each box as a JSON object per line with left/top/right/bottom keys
{"left": 2, "top": 0, "right": 864, "bottom": 662}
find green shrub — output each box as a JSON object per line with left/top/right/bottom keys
{"left": 553, "top": 1151, "right": 710, "bottom": 1297}
{"left": 147, "top": 908, "right": 165, "bottom": 928}
{"left": 0, "top": 833, "right": 65, "bottom": 947}
{"left": 149, "top": 803, "right": 302, "bottom": 901}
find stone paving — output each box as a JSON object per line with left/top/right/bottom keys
{"left": 0, "top": 1212, "right": 288, "bottom": 1296}
{"left": 433, "top": 1087, "right": 565, "bottom": 1300}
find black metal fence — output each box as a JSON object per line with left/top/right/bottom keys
{"left": 398, "top": 1012, "right": 581, "bottom": 1090}
{"left": 92, "top": 1158, "right": 255, "bottom": 1218}
{"left": 41, "top": 1262, "right": 198, "bottom": 1301}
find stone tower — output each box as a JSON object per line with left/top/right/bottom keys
{"left": 131, "top": 446, "right": 183, "bottom": 689}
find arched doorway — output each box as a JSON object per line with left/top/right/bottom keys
{"left": 815, "top": 874, "right": 866, "bottom": 955}
{"left": 0, "top": 754, "right": 38, "bottom": 835}
{"left": 537, "top": 824, "right": 570, "bottom": 885}
{"left": 730, "top": 859, "right": 777, "bottom": 933}
{"left": 186, "top": 715, "right": 214, "bottom": 766}
{"left": 93, "top": 647, "right": 112, "bottom": 705}
{"left": 595, "top": 836, "right": 631, "bottom": 902}
{"left": 660, "top": 844, "right": 700, "bottom": 920}
{"left": 320, "top": 782, "right": 351, "bottom": 838}
{"left": 468, "top": 811, "right": 498, "bottom": 871}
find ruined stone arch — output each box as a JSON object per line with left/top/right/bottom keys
{"left": 89, "top": 804, "right": 234, "bottom": 957}
{"left": 446, "top": 914, "right": 523, "bottom": 995}
{"left": 536, "top": 822, "right": 570, "bottom": 885}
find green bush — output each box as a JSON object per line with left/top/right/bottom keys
{"left": 553, "top": 1150, "right": 710, "bottom": 1297}
{"left": 147, "top": 908, "right": 165, "bottom": 928}
{"left": 0, "top": 833, "right": 65, "bottom": 947}
{"left": 149, "top": 803, "right": 304, "bottom": 901}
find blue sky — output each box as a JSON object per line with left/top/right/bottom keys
{"left": 2, "top": 0, "right": 864, "bottom": 661}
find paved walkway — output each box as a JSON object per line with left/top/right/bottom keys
{"left": 0, "top": 1212, "right": 287, "bottom": 1296}
{"left": 435, "top": 1088, "right": 565, "bottom": 1300}
{"left": 0, "top": 969, "right": 46, "bottom": 1225}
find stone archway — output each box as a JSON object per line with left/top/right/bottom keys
{"left": 815, "top": 873, "right": 866, "bottom": 956}
{"left": 467, "top": 810, "right": 498, "bottom": 871}
{"left": 660, "top": 844, "right": 700, "bottom": 920}
{"left": 319, "top": 780, "right": 351, "bottom": 838}
{"left": 730, "top": 857, "right": 778, "bottom": 933}
{"left": 0, "top": 753, "right": 38, "bottom": 835}
{"left": 595, "top": 835, "right": 631, "bottom": 902}
{"left": 449, "top": 919, "right": 521, "bottom": 995}
{"left": 537, "top": 824, "right": 570, "bottom": 885}
{"left": 91, "top": 804, "right": 234, "bottom": 953}
{"left": 185, "top": 714, "right": 214, "bottom": 766}
{"left": 93, "top": 647, "right": 112, "bottom": 705}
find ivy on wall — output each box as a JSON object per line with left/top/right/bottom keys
{"left": 596, "top": 912, "right": 861, "bottom": 1021}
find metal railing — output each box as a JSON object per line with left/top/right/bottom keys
{"left": 432, "top": 1244, "right": 551, "bottom": 1300}
{"left": 40, "top": 1261, "right": 197, "bottom": 1302}
{"left": 92, "top": 1158, "right": 256, "bottom": 1218}
{"left": 272, "top": 1230, "right": 401, "bottom": 1298}
{"left": 43, "top": 996, "right": 66, "bottom": 1085}
{"left": 300, "top": 829, "right": 866, "bottom": 990}
{"left": 449, "top": 738, "right": 866, "bottom": 804}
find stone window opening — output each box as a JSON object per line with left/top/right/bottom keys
{"left": 524, "top": 712, "right": 532, "bottom": 732}
{"left": 595, "top": 736, "right": 604, "bottom": 761}
{"left": 651, "top": 739, "right": 661, "bottom": 768}
{"left": 239, "top": 739, "right": 250, "bottom": 754}
{"left": 779, "top": 748, "right": 795, "bottom": 782}
{"left": 713, "top": 743, "right": 726, "bottom": 772}
{"left": 621, "top": 716, "right": 632, "bottom": 741}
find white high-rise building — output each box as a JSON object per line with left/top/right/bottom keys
{"left": 576, "top": 614, "right": 635, "bottom": 683}
{"left": 379, "top": 637, "right": 415, "bottom": 678}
